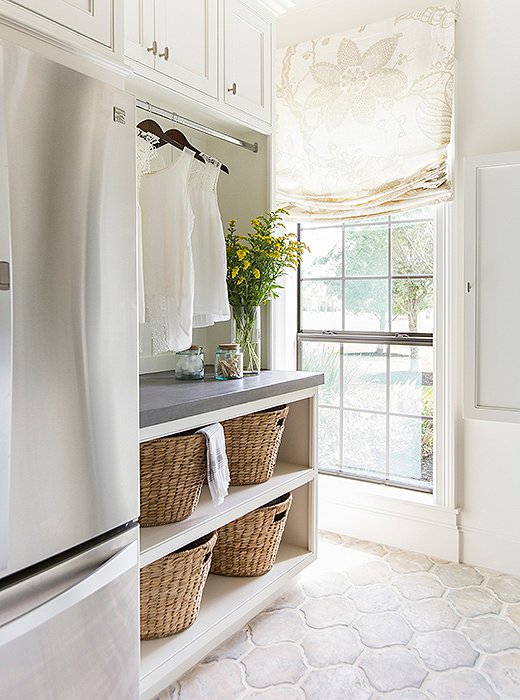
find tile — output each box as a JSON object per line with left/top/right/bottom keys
{"left": 462, "top": 616, "right": 520, "bottom": 653}
{"left": 203, "top": 629, "right": 252, "bottom": 662}
{"left": 249, "top": 609, "right": 306, "bottom": 646}
{"left": 354, "top": 612, "right": 413, "bottom": 647}
{"left": 265, "top": 583, "right": 305, "bottom": 611}
{"left": 393, "top": 572, "right": 444, "bottom": 600}
{"left": 447, "top": 586, "right": 502, "bottom": 618}
{"left": 403, "top": 598, "right": 460, "bottom": 632}
{"left": 301, "top": 626, "right": 363, "bottom": 667}
{"left": 242, "top": 644, "right": 306, "bottom": 688}
{"left": 385, "top": 550, "right": 433, "bottom": 574}
{"left": 433, "top": 562, "right": 484, "bottom": 588}
{"left": 301, "top": 666, "right": 372, "bottom": 700}
{"left": 485, "top": 574, "right": 520, "bottom": 603}
{"left": 480, "top": 650, "right": 520, "bottom": 697}
{"left": 506, "top": 603, "right": 520, "bottom": 627}
{"left": 349, "top": 539, "right": 389, "bottom": 557}
{"left": 301, "top": 596, "right": 357, "bottom": 629}
{"left": 359, "top": 647, "right": 428, "bottom": 692}
{"left": 346, "top": 559, "right": 393, "bottom": 586}
{"left": 412, "top": 630, "right": 479, "bottom": 671}
{"left": 177, "top": 660, "right": 245, "bottom": 700}
{"left": 374, "top": 691, "right": 429, "bottom": 700}
{"left": 301, "top": 569, "right": 349, "bottom": 597}
{"left": 247, "top": 688, "right": 305, "bottom": 699}
{"left": 422, "top": 668, "right": 498, "bottom": 699}
{"left": 348, "top": 583, "right": 402, "bottom": 613}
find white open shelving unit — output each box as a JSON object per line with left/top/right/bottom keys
{"left": 138, "top": 384, "right": 319, "bottom": 700}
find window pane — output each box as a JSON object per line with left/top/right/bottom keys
{"left": 345, "top": 279, "right": 388, "bottom": 331}
{"left": 392, "top": 278, "right": 433, "bottom": 333}
{"left": 344, "top": 344, "right": 387, "bottom": 412}
{"left": 345, "top": 225, "right": 388, "bottom": 277}
{"left": 391, "top": 206, "right": 433, "bottom": 221}
{"left": 343, "top": 410, "right": 386, "bottom": 477}
{"left": 389, "top": 416, "right": 433, "bottom": 489}
{"left": 392, "top": 221, "right": 434, "bottom": 275}
{"left": 301, "top": 280, "right": 342, "bottom": 330}
{"left": 317, "top": 407, "right": 340, "bottom": 470}
{"left": 390, "top": 346, "right": 433, "bottom": 417}
{"left": 301, "top": 341, "right": 340, "bottom": 407}
{"left": 300, "top": 227, "right": 342, "bottom": 278}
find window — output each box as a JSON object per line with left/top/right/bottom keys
{"left": 298, "top": 207, "right": 435, "bottom": 492}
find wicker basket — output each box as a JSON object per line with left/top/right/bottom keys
{"left": 140, "top": 531, "right": 217, "bottom": 639}
{"left": 223, "top": 405, "right": 289, "bottom": 486}
{"left": 139, "top": 432, "right": 206, "bottom": 526}
{"left": 211, "top": 493, "right": 292, "bottom": 577}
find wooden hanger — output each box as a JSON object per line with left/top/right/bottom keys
{"left": 164, "top": 128, "right": 229, "bottom": 175}
{"left": 137, "top": 119, "right": 229, "bottom": 174}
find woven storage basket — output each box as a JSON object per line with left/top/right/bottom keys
{"left": 140, "top": 531, "right": 217, "bottom": 640}
{"left": 139, "top": 432, "right": 206, "bottom": 526}
{"left": 211, "top": 493, "right": 292, "bottom": 577}
{"left": 223, "top": 405, "right": 289, "bottom": 486}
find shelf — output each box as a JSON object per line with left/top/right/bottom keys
{"left": 140, "top": 543, "right": 314, "bottom": 700}
{"left": 139, "top": 462, "right": 314, "bottom": 568}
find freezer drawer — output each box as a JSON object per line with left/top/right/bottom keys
{"left": 0, "top": 531, "right": 139, "bottom": 699}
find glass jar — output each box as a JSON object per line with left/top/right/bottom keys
{"left": 175, "top": 345, "right": 204, "bottom": 380}
{"left": 215, "top": 344, "right": 243, "bottom": 380}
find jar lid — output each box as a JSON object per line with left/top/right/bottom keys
{"left": 218, "top": 343, "right": 240, "bottom": 350}
{"left": 176, "top": 344, "right": 202, "bottom": 354}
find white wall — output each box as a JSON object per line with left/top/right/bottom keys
{"left": 277, "top": 0, "right": 520, "bottom": 574}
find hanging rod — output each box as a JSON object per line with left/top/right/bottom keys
{"left": 136, "top": 99, "right": 259, "bottom": 153}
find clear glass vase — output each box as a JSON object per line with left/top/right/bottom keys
{"left": 231, "top": 305, "right": 261, "bottom": 375}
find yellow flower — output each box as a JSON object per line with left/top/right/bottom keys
{"left": 243, "top": 259, "right": 251, "bottom": 270}
{"left": 237, "top": 249, "right": 247, "bottom": 261}
{"left": 237, "top": 277, "right": 244, "bottom": 285}
{"left": 253, "top": 268, "right": 261, "bottom": 279}
{"left": 231, "top": 267, "right": 239, "bottom": 278}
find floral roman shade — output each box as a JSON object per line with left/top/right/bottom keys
{"left": 276, "top": 5, "right": 458, "bottom": 220}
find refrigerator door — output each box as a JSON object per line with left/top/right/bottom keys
{"left": 0, "top": 40, "right": 138, "bottom": 579}
{"left": 0, "top": 527, "right": 139, "bottom": 699}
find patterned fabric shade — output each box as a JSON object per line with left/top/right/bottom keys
{"left": 276, "top": 4, "right": 458, "bottom": 221}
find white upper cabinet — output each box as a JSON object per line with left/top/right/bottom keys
{"left": 464, "top": 151, "right": 520, "bottom": 423}
{"left": 8, "top": 0, "right": 113, "bottom": 46}
{"left": 223, "top": 0, "right": 271, "bottom": 123}
{"left": 125, "top": 0, "right": 218, "bottom": 99}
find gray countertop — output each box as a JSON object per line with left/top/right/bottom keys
{"left": 139, "top": 369, "right": 324, "bottom": 428}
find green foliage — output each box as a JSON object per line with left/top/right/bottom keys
{"left": 225, "top": 209, "right": 309, "bottom": 308}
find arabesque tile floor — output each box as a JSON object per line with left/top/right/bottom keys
{"left": 155, "top": 531, "right": 520, "bottom": 699}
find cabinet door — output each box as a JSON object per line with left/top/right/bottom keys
{"left": 125, "top": 0, "right": 155, "bottom": 67}
{"left": 10, "top": 0, "right": 113, "bottom": 46}
{"left": 224, "top": 0, "right": 271, "bottom": 123}
{"left": 154, "top": 0, "right": 218, "bottom": 98}
{"left": 464, "top": 151, "right": 520, "bottom": 422}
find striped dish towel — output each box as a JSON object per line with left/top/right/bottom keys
{"left": 196, "top": 423, "right": 230, "bottom": 506}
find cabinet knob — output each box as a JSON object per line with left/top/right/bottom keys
{"left": 147, "top": 40, "right": 157, "bottom": 55}
{"left": 159, "top": 46, "right": 170, "bottom": 61}
{"left": 227, "top": 82, "right": 237, "bottom": 95}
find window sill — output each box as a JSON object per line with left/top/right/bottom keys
{"left": 320, "top": 473, "right": 434, "bottom": 506}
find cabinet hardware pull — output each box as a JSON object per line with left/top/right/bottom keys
{"left": 467, "top": 281, "right": 472, "bottom": 292}
{"left": 227, "top": 82, "right": 237, "bottom": 95}
{"left": 147, "top": 40, "right": 157, "bottom": 55}
{"left": 159, "top": 46, "right": 170, "bottom": 61}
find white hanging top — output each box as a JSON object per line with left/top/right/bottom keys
{"left": 139, "top": 148, "right": 195, "bottom": 353}
{"left": 189, "top": 155, "right": 230, "bottom": 328}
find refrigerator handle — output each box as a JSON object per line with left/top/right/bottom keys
{"left": 0, "top": 51, "right": 12, "bottom": 574}
{"left": 0, "top": 541, "right": 138, "bottom": 645}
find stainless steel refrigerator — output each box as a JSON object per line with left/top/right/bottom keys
{"left": 0, "top": 40, "right": 140, "bottom": 698}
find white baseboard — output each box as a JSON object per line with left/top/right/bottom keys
{"left": 459, "top": 525, "right": 520, "bottom": 577}
{"left": 318, "top": 475, "right": 460, "bottom": 562}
